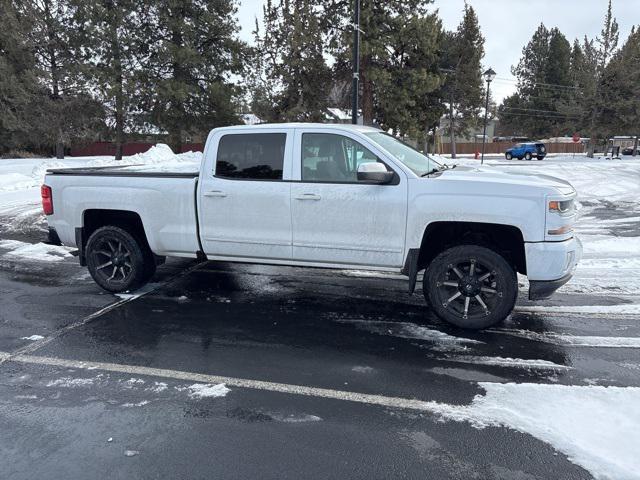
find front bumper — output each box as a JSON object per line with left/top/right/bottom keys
{"left": 529, "top": 272, "right": 573, "bottom": 300}
{"left": 526, "top": 236, "right": 582, "bottom": 300}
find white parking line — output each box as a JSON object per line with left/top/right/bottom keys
{"left": 2, "top": 351, "right": 447, "bottom": 413}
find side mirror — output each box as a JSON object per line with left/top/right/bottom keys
{"left": 357, "top": 162, "right": 394, "bottom": 184}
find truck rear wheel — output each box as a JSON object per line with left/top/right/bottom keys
{"left": 423, "top": 245, "right": 518, "bottom": 329}
{"left": 86, "top": 226, "right": 153, "bottom": 293}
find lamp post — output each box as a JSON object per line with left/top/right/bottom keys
{"left": 480, "top": 67, "right": 496, "bottom": 165}
{"left": 351, "top": 0, "right": 360, "bottom": 125}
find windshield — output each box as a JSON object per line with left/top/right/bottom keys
{"left": 364, "top": 132, "right": 442, "bottom": 176}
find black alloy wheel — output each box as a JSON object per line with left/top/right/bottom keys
{"left": 424, "top": 245, "right": 518, "bottom": 329}
{"left": 86, "top": 226, "right": 152, "bottom": 293}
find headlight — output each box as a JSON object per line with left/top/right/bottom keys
{"left": 549, "top": 199, "right": 574, "bottom": 215}
{"left": 546, "top": 196, "right": 576, "bottom": 239}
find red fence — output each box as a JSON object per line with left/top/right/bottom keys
{"left": 437, "top": 141, "right": 585, "bottom": 155}
{"left": 70, "top": 142, "right": 205, "bottom": 157}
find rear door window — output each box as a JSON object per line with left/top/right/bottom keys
{"left": 216, "top": 133, "right": 286, "bottom": 180}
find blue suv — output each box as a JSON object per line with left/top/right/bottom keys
{"left": 505, "top": 142, "right": 546, "bottom": 160}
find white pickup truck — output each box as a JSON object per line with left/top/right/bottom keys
{"left": 43, "top": 123, "right": 582, "bottom": 329}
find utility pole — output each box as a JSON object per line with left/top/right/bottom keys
{"left": 351, "top": 0, "right": 360, "bottom": 125}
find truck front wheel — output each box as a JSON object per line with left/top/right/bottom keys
{"left": 423, "top": 245, "right": 518, "bottom": 329}
{"left": 86, "top": 225, "right": 153, "bottom": 293}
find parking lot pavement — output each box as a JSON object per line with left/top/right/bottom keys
{"left": 2, "top": 259, "right": 639, "bottom": 479}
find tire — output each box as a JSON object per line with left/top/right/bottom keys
{"left": 525, "top": 152, "right": 532, "bottom": 160}
{"left": 423, "top": 245, "right": 518, "bottom": 329}
{"left": 505, "top": 152, "right": 512, "bottom": 160}
{"left": 86, "top": 225, "right": 153, "bottom": 293}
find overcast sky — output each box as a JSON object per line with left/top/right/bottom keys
{"left": 236, "top": 0, "right": 638, "bottom": 102}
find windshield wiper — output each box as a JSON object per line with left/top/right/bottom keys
{"left": 421, "top": 163, "right": 454, "bottom": 177}
{"left": 420, "top": 168, "right": 442, "bottom": 177}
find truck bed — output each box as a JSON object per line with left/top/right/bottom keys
{"left": 44, "top": 166, "right": 201, "bottom": 258}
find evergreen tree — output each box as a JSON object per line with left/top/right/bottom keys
{"left": 441, "top": 3, "right": 485, "bottom": 157}
{"left": 72, "top": 0, "right": 151, "bottom": 159}
{"left": 140, "top": 0, "right": 247, "bottom": 153}
{"left": 499, "top": 25, "right": 575, "bottom": 138}
{"left": 253, "top": 0, "right": 332, "bottom": 122}
{"left": 0, "top": 0, "right": 42, "bottom": 153}
{"left": 596, "top": 0, "right": 619, "bottom": 73}
{"left": 596, "top": 26, "right": 640, "bottom": 139}
{"left": 587, "top": 0, "right": 620, "bottom": 153}
{"left": 18, "top": 0, "right": 104, "bottom": 158}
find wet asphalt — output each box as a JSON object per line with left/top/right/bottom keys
{"left": 1, "top": 247, "right": 639, "bottom": 480}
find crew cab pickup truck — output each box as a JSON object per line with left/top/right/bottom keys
{"left": 43, "top": 123, "right": 582, "bottom": 329}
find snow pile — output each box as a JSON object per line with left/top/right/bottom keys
{"left": 444, "top": 355, "right": 570, "bottom": 370}
{"left": 493, "top": 329, "right": 640, "bottom": 348}
{"left": 438, "top": 382, "right": 640, "bottom": 480}
{"left": 46, "top": 377, "right": 97, "bottom": 388}
{"left": 0, "top": 239, "right": 74, "bottom": 262}
{"left": 340, "top": 319, "right": 483, "bottom": 346}
{"left": 21, "top": 335, "right": 45, "bottom": 341}
{"left": 187, "top": 383, "right": 230, "bottom": 399}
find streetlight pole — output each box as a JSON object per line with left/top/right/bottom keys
{"left": 351, "top": 0, "right": 360, "bottom": 125}
{"left": 481, "top": 67, "right": 496, "bottom": 165}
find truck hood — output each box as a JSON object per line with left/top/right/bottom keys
{"left": 435, "top": 165, "right": 575, "bottom": 195}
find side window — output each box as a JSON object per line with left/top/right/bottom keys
{"left": 216, "top": 133, "right": 286, "bottom": 180}
{"left": 301, "top": 133, "right": 384, "bottom": 183}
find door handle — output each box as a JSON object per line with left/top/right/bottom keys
{"left": 204, "top": 190, "right": 227, "bottom": 198}
{"left": 294, "top": 193, "right": 321, "bottom": 201}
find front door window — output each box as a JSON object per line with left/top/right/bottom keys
{"left": 301, "top": 133, "right": 384, "bottom": 182}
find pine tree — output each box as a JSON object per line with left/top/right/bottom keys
{"left": 141, "top": 0, "right": 247, "bottom": 153}
{"left": 0, "top": 0, "right": 42, "bottom": 153}
{"left": 253, "top": 0, "right": 332, "bottom": 122}
{"left": 499, "top": 25, "right": 575, "bottom": 138}
{"left": 18, "top": 0, "right": 104, "bottom": 158}
{"left": 587, "top": 0, "right": 620, "bottom": 153}
{"left": 596, "top": 0, "right": 619, "bottom": 73}
{"left": 596, "top": 26, "right": 640, "bottom": 139}
{"left": 441, "top": 3, "right": 485, "bottom": 157}
{"left": 72, "top": 0, "right": 151, "bottom": 159}
{"left": 17, "top": 0, "right": 104, "bottom": 158}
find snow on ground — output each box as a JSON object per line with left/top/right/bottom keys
{"left": 187, "top": 383, "right": 231, "bottom": 399}
{"left": 434, "top": 382, "right": 640, "bottom": 480}
{"left": 0, "top": 239, "right": 74, "bottom": 262}
{"left": 442, "top": 355, "right": 570, "bottom": 370}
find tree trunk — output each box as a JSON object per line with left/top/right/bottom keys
{"left": 170, "top": 131, "right": 182, "bottom": 155}
{"left": 423, "top": 123, "right": 429, "bottom": 153}
{"left": 633, "top": 135, "right": 639, "bottom": 157}
{"left": 360, "top": 57, "right": 374, "bottom": 126}
{"left": 449, "top": 99, "right": 457, "bottom": 159}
